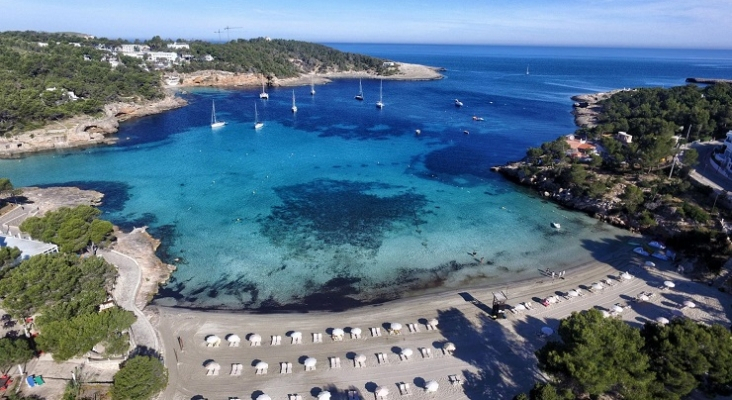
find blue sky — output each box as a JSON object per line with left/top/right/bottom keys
{"left": 1, "top": 0, "right": 731, "bottom": 48}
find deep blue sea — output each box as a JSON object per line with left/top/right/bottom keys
{"left": 2, "top": 45, "right": 731, "bottom": 311}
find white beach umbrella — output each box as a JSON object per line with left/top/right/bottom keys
{"left": 401, "top": 348, "right": 413, "bottom": 357}
{"left": 332, "top": 328, "right": 344, "bottom": 336}
{"left": 546, "top": 296, "right": 557, "bottom": 304}
{"left": 613, "top": 305, "right": 624, "bottom": 313}
{"left": 375, "top": 386, "right": 389, "bottom": 396}
{"left": 304, "top": 357, "right": 317, "bottom": 367}
{"left": 226, "top": 334, "right": 240, "bottom": 343}
{"left": 425, "top": 380, "right": 439, "bottom": 392}
{"left": 248, "top": 333, "right": 261, "bottom": 343}
{"left": 318, "top": 391, "right": 331, "bottom": 400}
{"left": 355, "top": 353, "right": 367, "bottom": 362}
{"left": 541, "top": 326, "right": 554, "bottom": 335}
{"left": 568, "top": 290, "right": 579, "bottom": 297}
{"left": 429, "top": 318, "right": 439, "bottom": 326}
{"left": 444, "top": 342, "right": 456, "bottom": 351}
{"left": 656, "top": 317, "right": 670, "bottom": 324}
{"left": 621, "top": 272, "right": 633, "bottom": 280}
{"left": 514, "top": 303, "right": 526, "bottom": 310}
{"left": 256, "top": 394, "right": 271, "bottom": 400}
{"left": 644, "top": 261, "right": 656, "bottom": 268}
{"left": 683, "top": 300, "right": 696, "bottom": 308}
{"left": 205, "top": 335, "right": 220, "bottom": 344}
{"left": 351, "top": 327, "right": 362, "bottom": 335}
{"left": 391, "top": 322, "right": 402, "bottom": 331}
{"left": 204, "top": 361, "right": 220, "bottom": 370}
{"left": 592, "top": 282, "right": 604, "bottom": 290}
{"left": 255, "top": 361, "right": 268, "bottom": 369}
{"left": 601, "top": 310, "right": 611, "bottom": 318}
{"left": 639, "top": 294, "right": 650, "bottom": 302}
{"left": 291, "top": 331, "right": 302, "bottom": 339}
{"left": 664, "top": 281, "right": 675, "bottom": 288}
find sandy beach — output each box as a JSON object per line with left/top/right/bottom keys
{"left": 154, "top": 242, "right": 732, "bottom": 400}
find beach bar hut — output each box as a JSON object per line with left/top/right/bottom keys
{"left": 226, "top": 334, "right": 241, "bottom": 347}
{"left": 304, "top": 357, "right": 317, "bottom": 371}
{"left": 205, "top": 335, "right": 221, "bottom": 347}
{"left": 375, "top": 386, "right": 390, "bottom": 399}
{"left": 425, "top": 380, "right": 439, "bottom": 393}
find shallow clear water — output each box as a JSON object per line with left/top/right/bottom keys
{"left": 2, "top": 45, "right": 731, "bottom": 310}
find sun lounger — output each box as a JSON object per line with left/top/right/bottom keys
{"left": 33, "top": 376, "right": 44, "bottom": 386}
{"left": 377, "top": 352, "right": 389, "bottom": 364}
{"left": 287, "top": 362, "right": 293, "bottom": 373}
{"left": 292, "top": 336, "right": 302, "bottom": 344}
{"left": 348, "top": 390, "right": 360, "bottom": 400}
{"left": 407, "top": 323, "right": 419, "bottom": 333}
{"left": 289, "top": 394, "right": 303, "bottom": 400}
{"left": 399, "top": 382, "right": 412, "bottom": 396}
{"left": 313, "top": 333, "right": 323, "bottom": 343}
{"left": 329, "top": 357, "right": 342, "bottom": 369}
{"left": 370, "top": 327, "right": 382, "bottom": 337}
{"left": 271, "top": 335, "right": 281, "bottom": 345}
{"left": 426, "top": 322, "right": 436, "bottom": 331}
{"left": 449, "top": 374, "right": 463, "bottom": 386}
{"left": 420, "top": 347, "right": 432, "bottom": 358}
{"left": 26, "top": 376, "right": 35, "bottom": 388}
{"left": 281, "top": 362, "right": 288, "bottom": 374}
{"left": 523, "top": 302, "right": 534, "bottom": 310}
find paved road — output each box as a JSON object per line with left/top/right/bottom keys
{"left": 689, "top": 141, "right": 732, "bottom": 192}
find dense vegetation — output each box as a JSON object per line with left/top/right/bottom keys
{"left": 0, "top": 31, "right": 162, "bottom": 134}
{"left": 0, "top": 253, "right": 135, "bottom": 360}
{"left": 111, "top": 355, "right": 168, "bottom": 400}
{"left": 0, "top": 31, "right": 392, "bottom": 135}
{"left": 519, "top": 83, "right": 732, "bottom": 273}
{"left": 20, "top": 205, "right": 114, "bottom": 253}
{"left": 176, "top": 37, "right": 389, "bottom": 77}
{"left": 514, "top": 309, "right": 732, "bottom": 399}
{"left": 0, "top": 337, "right": 34, "bottom": 372}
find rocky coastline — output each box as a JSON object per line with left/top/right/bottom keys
{"left": 0, "top": 94, "right": 187, "bottom": 159}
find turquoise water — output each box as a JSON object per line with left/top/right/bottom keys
{"left": 2, "top": 45, "right": 732, "bottom": 310}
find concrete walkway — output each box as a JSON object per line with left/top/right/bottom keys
{"left": 101, "top": 250, "right": 161, "bottom": 353}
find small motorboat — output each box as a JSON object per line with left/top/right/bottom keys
{"left": 551, "top": 222, "right": 561, "bottom": 229}
{"left": 648, "top": 240, "right": 666, "bottom": 250}
{"left": 463, "top": 130, "right": 470, "bottom": 135}
{"left": 472, "top": 116, "right": 484, "bottom": 121}
{"left": 454, "top": 99, "right": 463, "bottom": 107}
{"left": 415, "top": 129, "right": 421, "bottom": 135}
{"left": 633, "top": 247, "right": 650, "bottom": 257}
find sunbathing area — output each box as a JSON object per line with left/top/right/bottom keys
{"left": 155, "top": 245, "right": 732, "bottom": 400}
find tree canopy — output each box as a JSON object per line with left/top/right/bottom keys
{"left": 111, "top": 355, "right": 168, "bottom": 400}
{"left": 20, "top": 205, "right": 114, "bottom": 253}
{"left": 532, "top": 310, "right": 732, "bottom": 399}
{"left": 0, "top": 337, "right": 34, "bottom": 372}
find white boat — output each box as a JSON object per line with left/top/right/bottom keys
{"left": 633, "top": 247, "right": 650, "bottom": 257}
{"left": 253, "top": 103, "right": 263, "bottom": 129}
{"left": 291, "top": 90, "right": 297, "bottom": 113}
{"left": 310, "top": 77, "right": 315, "bottom": 96}
{"left": 376, "top": 79, "right": 384, "bottom": 109}
{"left": 210, "top": 100, "right": 225, "bottom": 128}
{"left": 454, "top": 99, "right": 463, "bottom": 107}
{"left": 648, "top": 240, "right": 666, "bottom": 250}
{"left": 551, "top": 222, "right": 560, "bottom": 229}
{"left": 259, "top": 80, "right": 269, "bottom": 99}
{"left": 355, "top": 79, "right": 364, "bottom": 101}
{"left": 526, "top": 65, "right": 529, "bottom": 75}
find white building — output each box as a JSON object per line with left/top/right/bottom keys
{"left": 147, "top": 51, "right": 178, "bottom": 63}
{"left": 167, "top": 42, "right": 190, "bottom": 50}
{"left": 0, "top": 234, "right": 59, "bottom": 264}
{"left": 118, "top": 44, "right": 150, "bottom": 53}
{"left": 717, "top": 130, "right": 732, "bottom": 176}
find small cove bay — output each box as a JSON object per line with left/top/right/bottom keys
{"left": 3, "top": 45, "right": 732, "bottom": 311}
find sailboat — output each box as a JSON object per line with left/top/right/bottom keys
{"left": 376, "top": 79, "right": 384, "bottom": 109}
{"left": 210, "top": 100, "right": 226, "bottom": 128}
{"left": 253, "top": 103, "right": 263, "bottom": 129}
{"left": 259, "top": 80, "right": 269, "bottom": 99}
{"left": 354, "top": 79, "right": 364, "bottom": 101}
{"left": 291, "top": 90, "right": 298, "bottom": 113}
{"left": 526, "top": 65, "right": 530, "bottom": 75}
{"left": 310, "top": 76, "right": 316, "bottom": 96}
